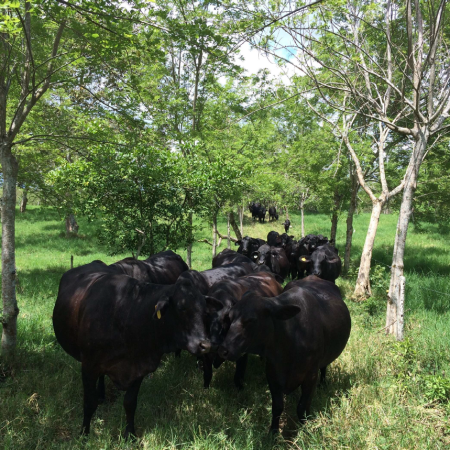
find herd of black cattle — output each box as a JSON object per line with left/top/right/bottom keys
{"left": 53, "top": 228, "right": 351, "bottom": 439}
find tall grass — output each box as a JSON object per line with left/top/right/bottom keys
{"left": 1, "top": 206, "right": 449, "bottom": 449}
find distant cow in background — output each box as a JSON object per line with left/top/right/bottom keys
{"left": 283, "top": 219, "right": 291, "bottom": 233}
{"left": 268, "top": 207, "right": 279, "bottom": 221}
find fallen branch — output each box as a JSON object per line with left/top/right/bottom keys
{"left": 197, "top": 239, "right": 213, "bottom": 246}
{"left": 217, "top": 231, "right": 239, "bottom": 243}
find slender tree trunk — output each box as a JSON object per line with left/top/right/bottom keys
{"left": 239, "top": 204, "right": 244, "bottom": 236}
{"left": 186, "top": 212, "right": 193, "bottom": 269}
{"left": 387, "top": 131, "right": 427, "bottom": 337}
{"left": 301, "top": 206, "right": 305, "bottom": 238}
{"left": 229, "top": 211, "right": 242, "bottom": 241}
{"left": 1, "top": 144, "right": 19, "bottom": 359}
{"left": 344, "top": 173, "right": 359, "bottom": 273}
{"left": 212, "top": 213, "right": 218, "bottom": 258}
{"left": 65, "top": 213, "right": 79, "bottom": 238}
{"left": 227, "top": 213, "right": 231, "bottom": 249}
{"left": 354, "top": 200, "right": 384, "bottom": 298}
{"left": 20, "top": 187, "right": 28, "bottom": 213}
{"left": 285, "top": 207, "right": 289, "bottom": 220}
{"left": 330, "top": 187, "right": 341, "bottom": 243}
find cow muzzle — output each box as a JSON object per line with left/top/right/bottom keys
{"left": 217, "top": 345, "right": 229, "bottom": 360}
{"left": 198, "top": 340, "right": 212, "bottom": 355}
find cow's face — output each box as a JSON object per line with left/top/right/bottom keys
{"left": 270, "top": 249, "right": 284, "bottom": 275}
{"left": 310, "top": 250, "right": 327, "bottom": 277}
{"left": 240, "top": 236, "right": 252, "bottom": 256}
{"left": 155, "top": 280, "right": 222, "bottom": 356}
{"left": 218, "top": 294, "right": 301, "bottom": 361}
{"left": 208, "top": 304, "right": 232, "bottom": 348}
{"left": 252, "top": 244, "right": 270, "bottom": 266}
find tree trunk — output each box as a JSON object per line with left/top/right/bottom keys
{"left": 65, "top": 213, "right": 79, "bottom": 238}
{"left": 301, "top": 206, "right": 305, "bottom": 238}
{"left": 330, "top": 187, "right": 341, "bottom": 243}
{"left": 344, "top": 172, "right": 359, "bottom": 273}
{"left": 353, "top": 199, "right": 384, "bottom": 299}
{"left": 227, "top": 213, "right": 231, "bottom": 249}
{"left": 238, "top": 204, "right": 244, "bottom": 236}
{"left": 20, "top": 187, "right": 28, "bottom": 213}
{"left": 212, "top": 213, "right": 218, "bottom": 258}
{"left": 387, "top": 131, "right": 427, "bottom": 337}
{"left": 186, "top": 212, "right": 193, "bottom": 268}
{"left": 1, "top": 145, "right": 19, "bottom": 359}
{"left": 285, "top": 207, "right": 289, "bottom": 220}
{"left": 229, "top": 211, "right": 242, "bottom": 241}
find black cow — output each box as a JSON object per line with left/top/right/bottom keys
{"left": 267, "top": 231, "right": 282, "bottom": 247}
{"left": 236, "top": 236, "right": 266, "bottom": 258}
{"left": 53, "top": 264, "right": 221, "bottom": 438}
{"left": 177, "top": 262, "right": 256, "bottom": 295}
{"left": 283, "top": 219, "right": 291, "bottom": 233}
{"left": 202, "top": 272, "right": 283, "bottom": 388}
{"left": 218, "top": 275, "right": 351, "bottom": 433}
{"left": 110, "top": 250, "right": 188, "bottom": 284}
{"left": 213, "top": 248, "right": 256, "bottom": 268}
{"left": 252, "top": 245, "right": 290, "bottom": 281}
{"left": 304, "top": 244, "right": 341, "bottom": 282}
{"left": 257, "top": 206, "right": 267, "bottom": 223}
{"left": 268, "top": 207, "right": 279, "bottom": 221}
{"left": 298, "top": 234, "right": 330, "bottom": 254}
{"left": 249, "top": 202, "right": 262, "bottom": 220}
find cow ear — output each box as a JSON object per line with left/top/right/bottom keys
{"left": 329, "top": 257, "right": 341, "bottom": 263}
{"left": 299, "top": 256, "right": 310, "bottom": 263}
{"left": 205, "top": 296, "right": 224, "bottom": 313}
{"left": 265, "top": 300, "right": 301, "bottom": 320}
{"left": 235, "top": 240, "right": 241, "bottom": 246}
{"left": 153, "top": 296, "right": 170, "bottom": 320}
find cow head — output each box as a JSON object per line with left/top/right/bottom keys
{"left": 156, "top": 280, "right": 222, "bottom": 356}
{"left": 240, "top": 236, "right": 253, "bottom": 257}
{"left": 269, "top": 248, "right": 286, "bottom": 277}
{"left": 218, "top": 293, "right": 301, "bottom": 361}
{"left": 308, "top": 247, "right": 340, "bottom": 278}
{"left": 251, "top": 244, "right": 270, "bottom": 267}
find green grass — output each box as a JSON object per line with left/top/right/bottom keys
{"left": 1, "top": 206, "right": 450, "bottom": 449}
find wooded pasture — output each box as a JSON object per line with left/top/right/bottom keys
{"left": 1, "top": 207, "right": 449, "bottom": 449}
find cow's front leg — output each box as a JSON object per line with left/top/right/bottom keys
{"left": 123, "top": 376, "right": 144, "bottom": 439}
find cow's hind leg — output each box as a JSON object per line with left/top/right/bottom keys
{"left": 234, "top": 353, "right": 248, "bottom": 390}
{"left": 81, "top": 367, "right": 99, "bottom": 435}
{"left": 97, "top": 375, "right": 105, "bottom": 404}
{"left": 123, "top": 376, "right": 144, "bottom": 439}
{"left": 297, "top": 370, "right": 318, "bottom": 424}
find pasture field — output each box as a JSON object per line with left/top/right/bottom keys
{"left": 1, "top": 206, "right": 450, "bottom": 449}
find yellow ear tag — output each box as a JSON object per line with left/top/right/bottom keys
{"left": 155, "top": 305, "right": 161, "bottom": 319}
{"left": 301, "top": 257, "right": 307, "bottom": 261}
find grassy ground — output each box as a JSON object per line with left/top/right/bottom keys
{"left": 1, "top": 206, "right": 450, "bottom": 449}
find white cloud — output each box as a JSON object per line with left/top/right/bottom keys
{"left": 238, "top": 43, "right": 296, "bottom": 84}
